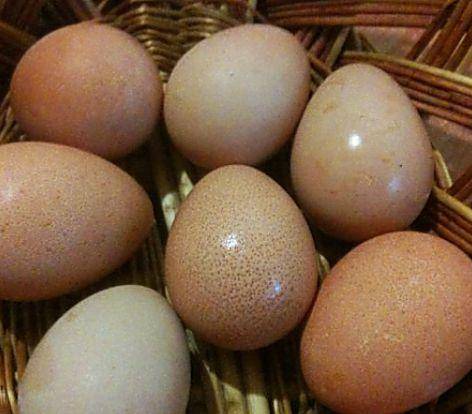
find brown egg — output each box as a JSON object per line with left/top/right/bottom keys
{"left": 165, "top": 165, "right": 317, "bottom": 350}
{"left": 10, "top": 22, "right": 162, "bottom": 159}
{"left": 0, "top": 142, "right": 154, "bottom": 300}
{"left": 164, "top": 24, "right": 311, "bottom": 169}
{"left": 301, "top": 231, "right": 472, "bottom": 414}
{"left": 291, "top": 64, "right": 434, "bottom": 242}
{"left": 19, "top": 285, "right": 191, "bottom": 414}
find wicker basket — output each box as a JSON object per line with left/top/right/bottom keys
{"left": 0, "top": 0, "right": 471, "bottom": 413}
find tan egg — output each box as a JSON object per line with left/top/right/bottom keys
{"left": 10, "top": 22, "right": 162, "bottom": 159}
{"left": 291, "top": 64, "right": 434, "bottom": 242}
{"left": 164, "top": 24, "right": 311, "bottom": 169}
{"left": 0, "top": 142, "right": 153, "bottom": 300}
{"left": 165, "top": 165, "right": 317, "bottom": 350}
{"left": 301, "top": 231, "right": 472, "bottom": 414}
{"left": 19, "top": 285, "right": 191, "bottom": 414}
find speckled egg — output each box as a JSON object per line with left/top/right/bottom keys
{"left": 291, "top": 64, "right": 434, "bottom": 242}
{"left": 301, "top": 231, "right": 472, "bottom": 414}
{"left": 165, "top": 165, "right": 317, "bottom": 350}
{"left": 10, "top": 22, "right": 162, "bottom": 159}
{"left": 0, "top": 142, "right": 154, "bottom": 300}
{"left": 164, "top": 24, "right": 311, "bottom": 169}
{"left": 19, "top": 285, "right": 191, "bottom": 414}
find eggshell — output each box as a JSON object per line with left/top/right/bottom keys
{"left": 301, "top": 231, "right": 472, "bottom": 414}
{"left": 0, "top": 142, "right": 154, "bottom": 300}
{"left": 164, "top": 24, "right": 311, "bottom": 169}
{"left": 291, "top": 63, "right": 434, "bottom": 242}
{"left": 10, "top": 22, "right": 162, "bottom": 159}
{"left": 19, "top": 285, "right": 191, "bottom": 414}
{"left": 165, "top": 165, "right": 317, "bottom": 350}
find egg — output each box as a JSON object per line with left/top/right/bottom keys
{"left": 164, "top": 24, "right": 311, "bottom": 169}
{"left": 301, "top": 231, "right": 472, "bottom": 414}
{"left": 0, "top": 142, "right": 153, "bottom": 300}
{"left": 10, "top": 22, "right": 162, "bottom": 159}
{"left": 291, "top": 63, "right": 434, "bottom": 242}
{"left": 165, "top": 165, "right": 317, "bottom": 350}
{"left": 19, "top": 285, "right": 191, "bottom": 414}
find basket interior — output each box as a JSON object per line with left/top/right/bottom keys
{"left": 0, "top": 1, "right": 471, "bottom": 413}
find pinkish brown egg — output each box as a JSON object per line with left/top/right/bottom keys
{"left": 165, "top": 165, "right": 317, "bottom": 350}
{"left": 0, "top": 142, "right": 154, "bottom": 300}
{"left": 301, "top": 231, "right": 472, "bottom": 414}
{"left": 164, "top": 24, "right": 311, "bottom": 169}
{"left": 10, "top": 22, "right": 162, "bottom": 159}
{"left": 291, "top": 64, "right": 434, "bottom": 242}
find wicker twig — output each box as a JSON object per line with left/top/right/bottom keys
{"left": 265, "top": 0, "right": 448, "bottom": 6}
{"left": 43, "top": 0, "right": 103, "bottom": 23}
{"left": 295, "top": 27, "right": 320, "bottom": 49}
{"left": 9, "top": 307, "right": 27, "bottom": 384}
{"left": 169, "top": 146, "right": 196, "bottom": 200}
{"left": 422, "top": 0, "right": 470, "bottom": 67}
{"left": 267, "top": 1, "right": 441, "bottom": 28}
{"left": 448, "top": 164, "right": 472, "bottom": 201}
{"left": 430, "top": 201, "right": 472, "bottom": 235}
{"left": 407, "top": 0, "right": 455, "bottom": 61}
{"left": 342, "top": 51, "right": 472, "bottom": 91}
{"left": 268, "top": 1, "right": 442, "bottom": 22}
{"left": 324, "top": 26, "right": 350, "bottom": 67}
{"left": 428, "top": 185, "right": 472, "bottom": 253}
{"left": 3, "top": 332, "right": 16, "bottom": 414}
{"left": 406, "top": 0, "right": 472, "bottom": 71}
{"left": 0, "top": 94, "right": 23, "bottom": 144}
{"left": 1, "top": 0, "right": 46, "bottom": 30}
{"left": 65, "top": 0, "right": 102, "bottom": 20}
{"left": 0, "top": 305, "right": 12, "bottom": 414}
{"left": 427, "top": 209, "right": 472, "bottom": 253}
{"left": 216, "top": 349, "right": 248, "bottom": 413}
{"left": 295, "top": 26, "right": 350, "bottom": 90}
{"left": 0, "top": 1, "right": 470, "bottom": 413}
{"left": 179, "top": 2, "right": 243, "bottom": 50}
{"left": 241, "top": 351, "right": 271, "bottom": 414}
{"left": 270, "top": 13, "right": 434, "bottom": 28}
{"left": 150, "top": 129, "right": 181, "bottom": 229}
{"left": 433, "top": 0, "right": 472, "bottom": 68}
{"left": 447, "top": 24, "right": 472, "bottom": 71}
{"left": 0, "top": 20, "right": 35, "bottom": 50}
{"left": 108, "top": 3, "right": 182, "bottom": 81}
{"left": 0, "top": 0, "right": 43, "bottom": 30}
{"left": 433, "top": 148, "right": 453, "bottom": 190}
{"left": 308, "top": 27, "right": 335, "bottom": 58}
{"left": 404, "top": 86, "right": 472, "bottom": 123}
{"left": 308, "top": 54, "right": 332, "bottom": 78}
{"left": 267, "top": 345, "right": 292, "bottom": 414}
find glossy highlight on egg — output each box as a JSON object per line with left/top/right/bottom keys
{"left": 165, "top": 165, "right": 317, "bottom": 350}
{"left": 291, "top": 63, "right": 434, "bottom": 242}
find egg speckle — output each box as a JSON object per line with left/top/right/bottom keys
{"left": 291, "top": 64, "right": 434, "bottom": 241}
{"left": 19, "top": 285, "right": 191, "bottom": 414}
{"left": 165, "top": 165, "right": 317, "bottom": 350}
{"left": 0, "top": 142, "right": 154, "bottom": 300}
{"left": 10, "top": 22, "right": 162, "bottom": 159}
{"left": 164, "top": 24, "right": 311, "bottom": 169}
{"left": 301, "top": 231, "right": 472, "bottom": 414}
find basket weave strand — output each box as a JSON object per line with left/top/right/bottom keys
{"left": 0, "top": 1, "right": 470, "bottom": 413}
